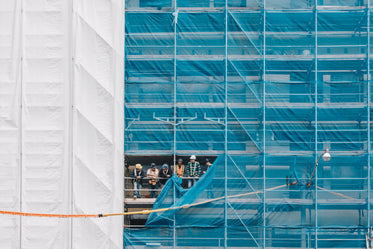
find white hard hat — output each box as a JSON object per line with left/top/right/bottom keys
{"left": 190, "top": 155, "right": 196, "bottom": 160}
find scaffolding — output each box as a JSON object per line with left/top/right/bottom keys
{"left": 124, "top": 0, "right": 373, "bottom": 248}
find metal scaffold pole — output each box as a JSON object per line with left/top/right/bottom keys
{"left": 367, "top": 0, "right": 371, "bottom": 245}
{"left": 263, "top": 0, "right": 267, "bottom": 248}
{"left": 315, "top": 2, "right": 319, "bottom": 248}
{"left": 224, "top": 0, "right": 228, "bottom": 247}
{"left": 173, "top": 0, "right": 178, "bottom": 247}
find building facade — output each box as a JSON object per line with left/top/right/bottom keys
{"left": 125, "top": 0, "right": 373, "bottom": 247}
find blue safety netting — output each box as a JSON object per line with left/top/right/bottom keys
{"left": 124, "top": 0, "right": 373, "bottom": 247}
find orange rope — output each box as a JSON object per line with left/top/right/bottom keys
{"left": 0, "top": 210, "right": 98, "bottom": 218}
{"left": 0, "top": 184, "right": 355, "bottom": 218}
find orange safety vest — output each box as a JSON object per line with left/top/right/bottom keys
{"left": 176, "top": 164, "right": 185, "bottom": 177}
{"left": 147, "top": 169, "right": 159, "bottom": 185}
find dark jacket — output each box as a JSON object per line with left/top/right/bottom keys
{"left": 185, "top": 161, "right": 201, "bottom": 177}
{"left": 159, "top": 169, "right": 173, "bottom": 185}
{"left": 201, "top": 164, "right": 211, "bottom": 175}
{"left": 131, "top": 169, "right": 145, "bottom": 184}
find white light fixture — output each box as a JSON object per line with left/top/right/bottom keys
{"left": 307, "top": 149, "right": 331, "bottom": 187}
{"left": 322, "top": 149, "right": 331, "bottom": 162}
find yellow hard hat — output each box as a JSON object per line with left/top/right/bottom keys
{"left": 136, "top": 163, "right": 142, "bottom": 169}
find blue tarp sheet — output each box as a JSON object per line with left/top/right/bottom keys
{"left": 124, "top": 0, "right": 372, "bottom": 247}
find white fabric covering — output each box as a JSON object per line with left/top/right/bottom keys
{"left": 0, "top": 0, "right": 124, "bottom": 248}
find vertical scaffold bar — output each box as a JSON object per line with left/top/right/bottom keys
{"left": 367, "top": 0, "right": 371, "bottom": 238}
{"left": 224, "top": 0, "right": 228, "bottom": 248}
{"left": 173, "top": 0, "right": 178, "bottom": 247}
{"left": 262, "top": 0, "right": 266, "bottom": 248}
{"left": 315, "top": 2, "right": 319, "bottom": 248}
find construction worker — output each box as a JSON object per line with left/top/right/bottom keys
{"left": 147, "top": 163, "right": 159, "bottom": 198}
{"left": 202, "top": 158, "right": 212, "bottom": 175}
{"left": 131, "top": 163, "right": 145, "bottom": 199}
{"left": 203, "top": 159, "right": 214, "bottom": 198}
{"left": 159, "top": 164, "right": 172, "bottom": 187}
{"left": 185, "top": 155, "right": 201, "bottom": 188}
{"left": 175, "top": 158, "right": 185, "bottom": 178}
{"left": 175, "top": 158, "right": 186, "bottom": 188}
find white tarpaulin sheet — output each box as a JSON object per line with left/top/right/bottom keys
{"left": 0, "top": 0, "right": 124, "bottom": 248}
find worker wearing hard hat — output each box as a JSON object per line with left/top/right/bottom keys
{"left": 175, "top": 158, "right": 186, "bottom": 188}
{"left": 159, "top": 163, "right": 173, "bottom": 187}
{"left": 175, "top": 158, "right": 185, "bottom": 178}
{"left": 147, "top": 163, "right": 159, "bottom": 198}
{"left": 185, "top": 155, "right": 201, "bottom": 188}
{"left": 130, "top": 163, "right": 145, "bottom": 199}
